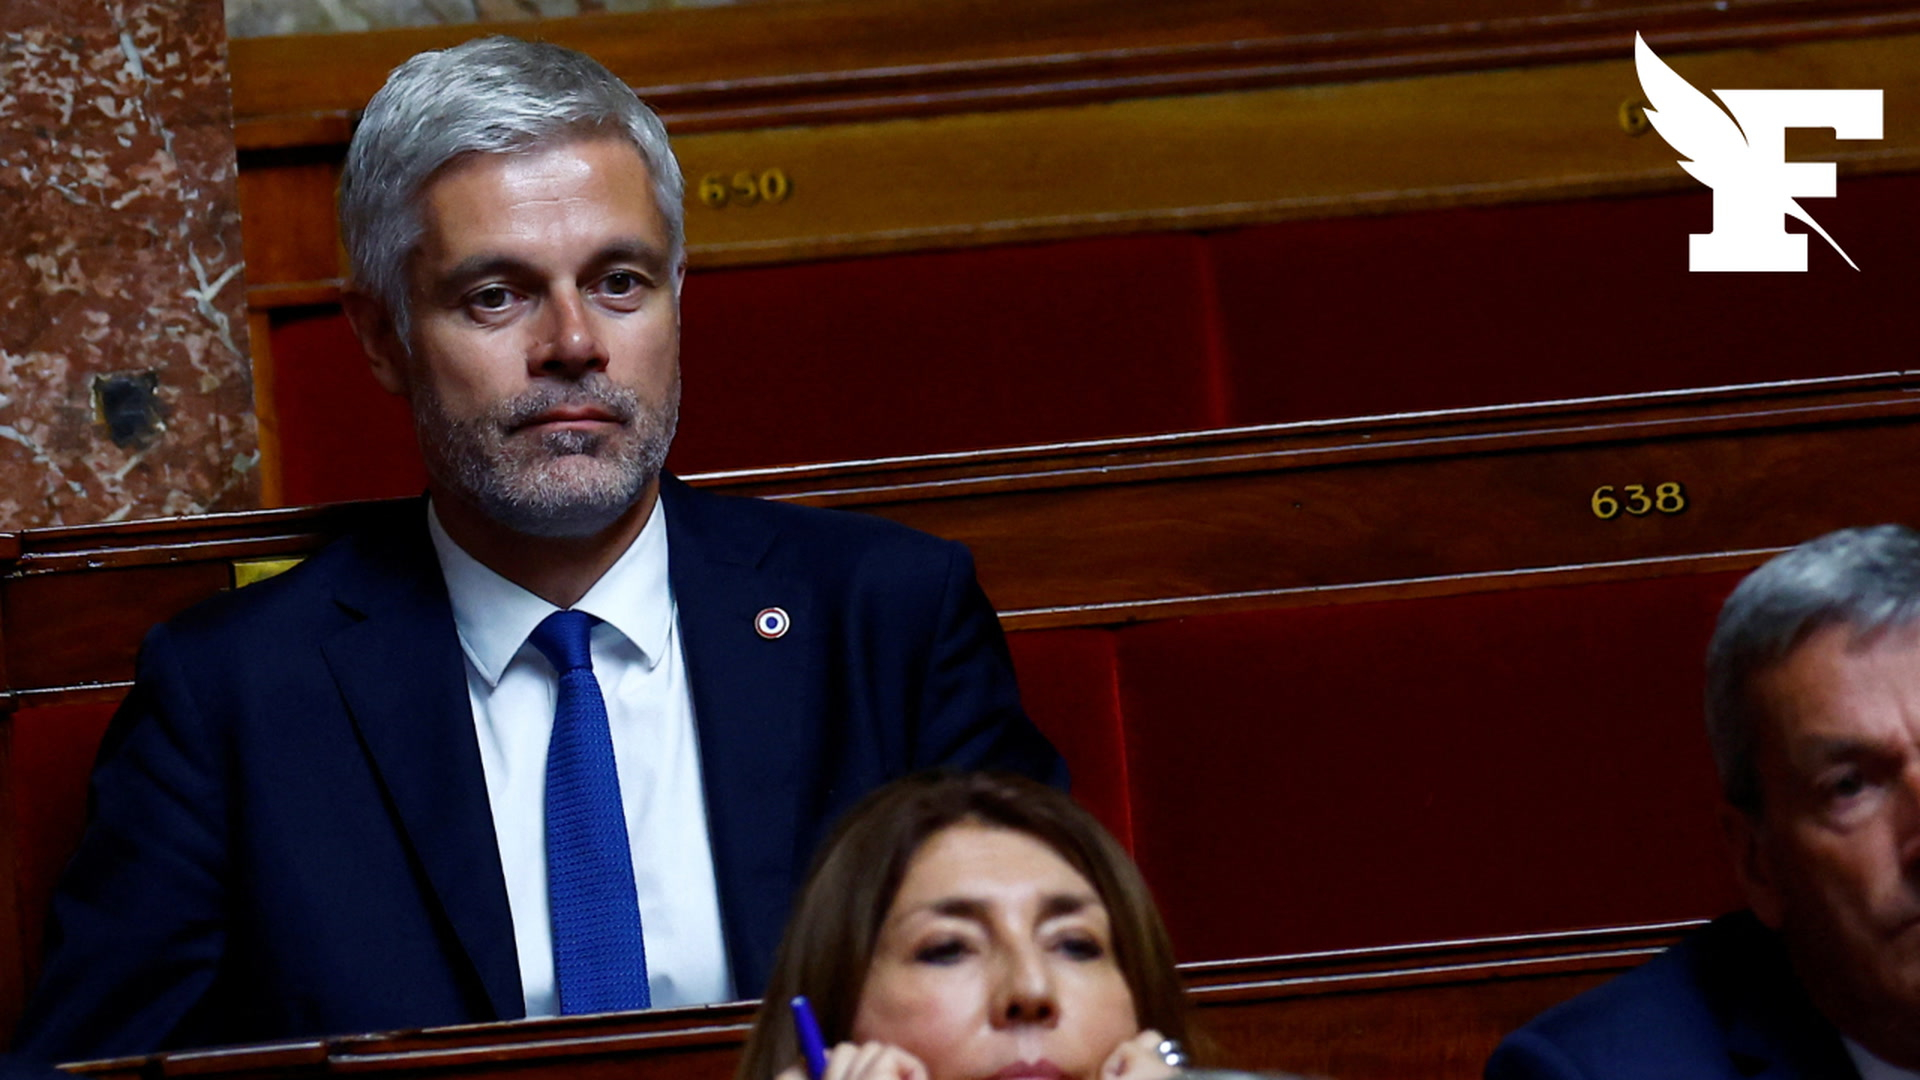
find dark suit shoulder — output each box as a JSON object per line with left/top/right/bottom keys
{"left": 1490, "top": 925, "right": 1728, "bottom": 1079}
{"left": 122, "top": 501, "right": 452, "bottom": 738}
{"left": 155, "top": 500, "right": 437, "bottom": 650}
{"left": 1485, "top": 913, "right": 1853, "bottom": 1080}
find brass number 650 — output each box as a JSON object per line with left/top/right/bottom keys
{"left": 699, "top": 168, "right": 791, "bottom": 208}
{"left": 1591, "top": 482, "right": 1688, "bottom": 519}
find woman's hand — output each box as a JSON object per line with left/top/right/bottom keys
{"left": 775, "top": 1042, "right": 931, "bottom": 1080}
{"left": 1100, "top": 1029, "right": 1181, "bottom": 1080}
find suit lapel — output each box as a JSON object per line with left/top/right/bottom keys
{"left": 319, "top": 509, "right": 525, "bottom": 1021}
{"left": 662, "top": 477, "right": 818, "bottom": 996}
{"left": 1714, "top": 913, "right": 1860, "bottom": 1080}
{"left": 1727, "top": 1015, "right": 1860, "bottom": 1080}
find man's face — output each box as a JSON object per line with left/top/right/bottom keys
{"left": 1734, "top": 622, "right": 1920, "bottom": 1062}
{"left": 369, "top": 136, "right": 682, "bottom": 537}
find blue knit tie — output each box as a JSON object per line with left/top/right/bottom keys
{"left": 530, "top": 609, "right": 651, "bottom": 1014}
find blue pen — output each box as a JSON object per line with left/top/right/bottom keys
{"left": 792, "top": 995, "right": 830, "bottom": 1080}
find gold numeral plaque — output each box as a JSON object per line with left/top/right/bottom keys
{"left": 698, "top": 168, "right": 792, "bottom": 209}
{"left": 1591, "top": 482, "right": 1688, "bottom": 520}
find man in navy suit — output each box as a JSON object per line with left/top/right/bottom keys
{"left": 9, "top": 36, "right": 1062, "bottom": 1064}
{"left": 1486, "top": 525, "right": 1920, "bottom": 1079}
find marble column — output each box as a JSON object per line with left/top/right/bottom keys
{"left": 0, "top": 0, "right": 257, "bottom": 527}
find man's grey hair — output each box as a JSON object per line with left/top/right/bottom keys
{"left": 1705, "top": 524, "right": 1920, "bottom": 815}
{"left": 338, "top": 35, "right": 685, "bottom": 339}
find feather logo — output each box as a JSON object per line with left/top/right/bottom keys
{"left": 1632, "top": 33, "right": 1881, "bottom": 272}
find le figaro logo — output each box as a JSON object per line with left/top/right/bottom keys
{"left": 1633, "top": 33, "right": 1882, "bottom": 272}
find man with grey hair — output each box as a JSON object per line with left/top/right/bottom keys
{"left": 1487, "top": 524, "right": 1920, "bottom": 1079}
{"left": 7, "top": 35, "right": 1062, "bottom": 1064}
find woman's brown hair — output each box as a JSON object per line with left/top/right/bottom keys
{"left": 735, "top": 771, "right": 1190, "bottom": 1080}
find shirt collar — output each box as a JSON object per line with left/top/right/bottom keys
{"left": 427, "top": 498, "right": 674, "bottom": 687}
{"left": 1846, "top": 1038, "right": 1920, "bottom": 1080}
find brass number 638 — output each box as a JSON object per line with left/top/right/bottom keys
{"left": 699, "top": 168, "right": 791, "bottom": 208}
{"left": 1591, "top": 482, "right": 1688, "bottom": 519}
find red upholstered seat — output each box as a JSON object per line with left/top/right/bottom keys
{"left": 11, "top": 569, "right": 1756, "bottom": 983}
{"left": 268, "top": 231, "right": 1230, "bottom": 506}
{"left": 267, "top": 176, "right": 1920, "bottom": 508}
{"left": 1210, "top": 176, "right": 1915, "bottom": 427}
{"left": 1005, "top": 630, "right": 1131, "bottom": 849}
{"left": 670, "top": 234, "right": 1228, "bottom": 472}
{"left": 1112, "top": 572, "right": 1749, "bottom": 963}
{"left": 9, "top": 703, "right": 118, "bottom": 986}
{"left": 269, "top": 310, "right": 425, "bottom": 506}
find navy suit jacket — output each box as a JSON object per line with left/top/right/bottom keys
{"left": 1485, "top": 912, "right": 1860, "bottom": 1080}
{"left": 10, "top": 476, "right": 1065, "bottom": 1062}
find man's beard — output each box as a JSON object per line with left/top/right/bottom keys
{"left": 413, "top": 375, "right": 679, "bottom": 538}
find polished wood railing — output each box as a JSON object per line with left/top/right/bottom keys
{"left": 59, "top": 921, "right": 1695, "bottom": 1080}
{"left": 232, "top": 0, "right": 1920, "bottom": 304}
{"left": 6, "top": 372, "right": 1917, "bottom": 710}
{"left": 3, "top": 375, "right": 1903, "bottom": 874}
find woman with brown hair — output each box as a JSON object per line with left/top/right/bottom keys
{"left": 736, "top": 771, "right": 1193, "bottom": 1080}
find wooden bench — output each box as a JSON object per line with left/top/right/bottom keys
{"left": 58, "top": 921, "right": 1695, "bottom": 1080}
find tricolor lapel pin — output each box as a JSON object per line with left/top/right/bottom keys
{"left": 754, "top": 607, "right": 790, "bottom": 640}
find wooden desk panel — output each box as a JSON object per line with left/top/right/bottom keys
{"left": 228, "top": 0, "right": 1920, "bottom": 141}
{"left": 668, "top": 33, "right": 1920, "bottom": 269}
{"left": 0, "top": 501, "right": 388, "bottom": 707}
{"left": 64, "top": 922, "right": 1692, "bottom": 1080}
{"left": 3, "top": 375, "right": 1915, "bottom": 704}
{"left": 233, "top": 24, "right": 1920, "bottom": 300}
{"left": 713, "top": 373, "right": 1920, "bottom": 627}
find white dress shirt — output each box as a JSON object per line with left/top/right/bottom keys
{"left": 1847, "top": 1037, "right": 1920, "bottom": 1080}
{"left": 427, "top": 499, "right": 735, "bottom": 1015}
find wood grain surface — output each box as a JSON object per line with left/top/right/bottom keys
{"left": 4, "top": 373, "right": 1915, "bottom": 704}
{"left": 59, "top": 921, "right": 1696, "bottom": 1080}
{"left": 230, "top": 4, "right": 1920, "bottom": 303}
